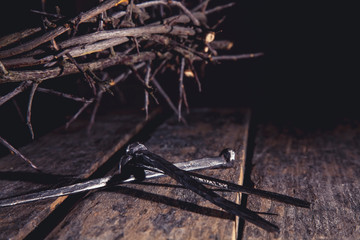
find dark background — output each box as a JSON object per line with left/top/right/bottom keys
{"left": 0, "top": 1, "right": 358, "bottom": 156}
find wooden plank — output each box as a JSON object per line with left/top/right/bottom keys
{"left": 45, "top": 108, "right": 250, "bottom": 240}
{"left": 0, "top": 109, "right": 160, "bottom": 240}
{"left": 242, "top": 120, "right": 360, "bottom": 239}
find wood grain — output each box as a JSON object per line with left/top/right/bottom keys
{"left": 45, "top": 108, "right": 250, "bottom": 240}
{"left": 0, "top": 110, "right": 159, "bottom": 240}
{"left": 242, "top": 120, "right": 360, "bottom": 239}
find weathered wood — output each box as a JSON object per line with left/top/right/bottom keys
{"left": 0, "top": 110, "right": 160, "bottom": 240}
{"left": 45, "top": 108, "right": 250, "bottom": 240}
{"left": 242, "top": 120, "right": 360, "bottom": 239}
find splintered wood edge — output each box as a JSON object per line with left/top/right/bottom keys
{"left": 232, "top": 108, "right": 251, "bottom": 240}
{"left": 9, "top": 108, "right": 162, "bottom": 240}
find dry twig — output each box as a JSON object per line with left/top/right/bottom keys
{"left": 26, "top": 82, "right": 41, "bottom": 139}
{"left": 0, "top": 136, "right": 39, "bottom": 170}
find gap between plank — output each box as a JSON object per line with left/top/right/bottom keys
{"left": 236, "top": 108, "right": 257, "bottom": 240}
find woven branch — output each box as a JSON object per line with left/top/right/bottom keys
{"left": 0, "top": 0, "right": 263, "bottom": 169}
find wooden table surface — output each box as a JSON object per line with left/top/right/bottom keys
{"left": 1, "top": 108, "right": 359, "bottom": 239}
{"left": 0, "top": 109, "right": 160, "bottom": 239}
{"left": 242, "top": 119, "right": 360, "bottom": 240}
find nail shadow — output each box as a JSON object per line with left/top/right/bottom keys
{"left": 0, "top": 171, "right": 77, "bottom": 185}
{"left": 105, "top": 185, "right": 235, "bottom": 220}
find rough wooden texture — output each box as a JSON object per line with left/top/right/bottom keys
{"left": 46, "top": 108, "right": 250, "bottom": 240}
{"left": 0, "top": 110, "right": 159, "bottom": 240}
{"left": 242, "top": 120, "right": 360, "bottom": 239}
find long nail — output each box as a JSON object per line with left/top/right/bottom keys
{"left": 0, "top": 150, "right": 234, "bottom": 207}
